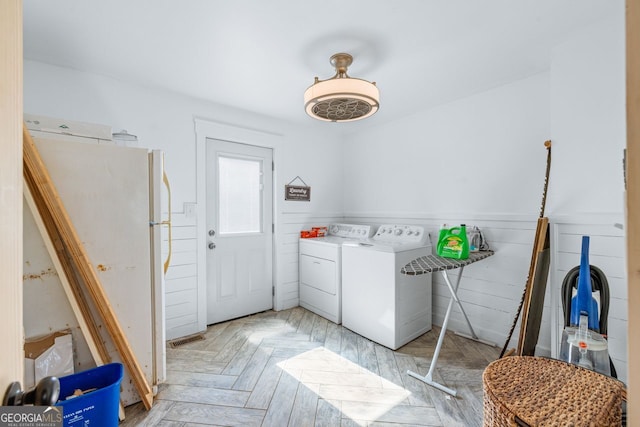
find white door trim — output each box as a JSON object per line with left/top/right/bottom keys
{"left": 1, "top": 0, "right": 23, "bottom": 385}
{"left": 194, "top": 118, "right": 282, "bottom": 330}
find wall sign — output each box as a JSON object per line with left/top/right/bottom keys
{"left": 285, "top": 176, "right": 311, "bottom": 201}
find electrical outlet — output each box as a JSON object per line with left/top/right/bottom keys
{"left": 184, "top": 202, "right": 196, "bottom": 218}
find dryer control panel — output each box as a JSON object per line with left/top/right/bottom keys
{"left": 374, "top": 224, "right": 428, "bottom": 244}
{"left": 328, "top": 223, "right": 374, "bottom": 239}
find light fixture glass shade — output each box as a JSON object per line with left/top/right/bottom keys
{"left": 304, "top": 53, "right": 379, "bottom": 122}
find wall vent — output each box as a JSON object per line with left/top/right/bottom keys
{"left": 168, "top": 333, "right": 205, "bottom": 348}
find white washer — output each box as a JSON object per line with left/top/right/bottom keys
{"left": 299, "top": 224, "right": 375, "bottom": 324}
{"left": 342, "top": 224, "right": 432, "bottom": 350}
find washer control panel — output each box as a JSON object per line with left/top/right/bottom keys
{"left": 374, "top": 224, "right": 427, "bottom": 243}
{"left": 329, "top": 223, "right": 374, "bottom": 239}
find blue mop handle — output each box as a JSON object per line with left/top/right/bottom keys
{"left": 570, "top": 236, "right": 599, "bottom": 330}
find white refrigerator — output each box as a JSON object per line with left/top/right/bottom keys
{"left": 22, "top": 116, "right": 169, "bottom": 406}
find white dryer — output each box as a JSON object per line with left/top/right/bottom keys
{"left": 299, "top": 224, "right": 374, "bottom": 324}
{"left": 342, "top": 224, "right": 432, "bottom": 350}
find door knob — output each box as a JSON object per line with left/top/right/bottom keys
{"left": 208, "top": 242, "right": 216, "bottom": 250}
{"left": 3, "top": 377, "right": 60, "bottom": 406}
{"left": 208, "top": 229, "right": 216, "bottom": 237}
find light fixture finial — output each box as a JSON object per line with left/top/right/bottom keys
{"left": 330, "top": 53, "right": 353, "bottom": 77}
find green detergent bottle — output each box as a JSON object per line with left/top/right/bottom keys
{"left": 437, "top": 224, "right": 470, "bottom": 260}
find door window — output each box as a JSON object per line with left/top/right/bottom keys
{"left": 218, "top": 155, "right": 262, "bottom": 234}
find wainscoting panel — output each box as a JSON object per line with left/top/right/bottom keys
{"left": 164, "top": 212, "right": 200, "bottom": 340}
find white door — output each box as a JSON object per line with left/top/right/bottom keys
{"left": 206, "top": 138, "right": 273, "bottom": 324}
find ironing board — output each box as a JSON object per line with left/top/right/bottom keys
{"left": 401, "top": 250, "right": 494, "bottom": 396}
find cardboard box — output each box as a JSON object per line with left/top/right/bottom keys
{"left": 24, "top": 330, "right": 74, "bottom": 389}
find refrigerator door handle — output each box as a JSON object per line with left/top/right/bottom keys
{"left": 161, "top": 168, "right": 172, "bottom": 274}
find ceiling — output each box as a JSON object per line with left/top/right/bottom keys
{"left": 23, "top": 1, "right": 615, "bottom": 130}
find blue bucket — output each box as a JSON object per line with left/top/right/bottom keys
{"left": 55, "top": 363, "right": 123, "bottom": 427}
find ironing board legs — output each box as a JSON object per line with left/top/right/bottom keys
{"left": 441, "top": 268, "right": 479, "bottom": 340}
{"left": 407, "top": 267, "right": 470, "bottom": 397}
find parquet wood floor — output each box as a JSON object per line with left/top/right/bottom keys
{"left": 122, "top": 307, "right": 499, "bottom": 426}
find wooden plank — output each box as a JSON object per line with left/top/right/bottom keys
{"left": 520, "top": 245, "right": 550, "bottom": 356}
{"left": 23, "top": 180, "right": 126, "bottom": 420}
{"left": 245, "top": 356, "right": 286, "bottom": 410}
{"left": 260, "top": 366, "right": 299, "bottom": 426}
{"left": 627, "top": 0, "right": 640, "bottom": 422}
{"left": 517, "top": 217, "right": 549, "bottom": 355}
{"left": 23, "top": 124, "right": 154, "bottom": 410}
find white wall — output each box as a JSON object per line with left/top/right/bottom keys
{"left": 343, "top": 72, "right": 550, "bottom": 216}
{"left": 548, "top": 13, "right": 626, "bottom": 216}
{"left": 341, "top": 7, "right": 625, "bottom": 217}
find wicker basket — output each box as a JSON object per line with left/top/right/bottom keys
{"left": 482, "top": 356, "right": 624, "bottom": 426}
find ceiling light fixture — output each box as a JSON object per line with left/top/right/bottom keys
{"left": 304, "top": 53, "right": 379, "bottom": 122}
